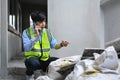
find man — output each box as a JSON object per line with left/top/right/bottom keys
{"left": 22, "top": 11, "right": 69, "bottom": 80}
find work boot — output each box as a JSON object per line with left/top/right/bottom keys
{"left": 26, "top": 74, "right": 35, "bottom": 80}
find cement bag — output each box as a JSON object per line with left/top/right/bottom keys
{"left": 48, "top": 55, "right": 81, "bottom": 80}
{"left": 65, "top": 61, "right": 85, "bottom": 80}
{"left": 36, "top": 76, "right": 53, "bottom": 80}
{"left": 93, "top": 46, "right": 119, "bottom": 72}
{"left": 65, "top": 59, "right": 95, "bottom": 80}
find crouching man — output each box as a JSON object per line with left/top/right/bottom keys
{"left": 22, "top": 11, "right": 69, "bottom": 80}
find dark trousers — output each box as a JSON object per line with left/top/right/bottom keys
{"left": 25, "top": 57, "right": 58, "bottom": 75}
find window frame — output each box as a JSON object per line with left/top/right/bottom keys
{"left": 8, "top": 0, "right": 22, "bottom": 37}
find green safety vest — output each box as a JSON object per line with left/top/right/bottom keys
{"left": 24, "top": 27, "right": 52, "bottom": 61}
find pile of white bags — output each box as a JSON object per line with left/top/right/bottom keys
{"left": 65, "top": 46, "right": 120, "bottom": 80}
{"left": 36, "top": 46, "right": 120, "bottom": 80}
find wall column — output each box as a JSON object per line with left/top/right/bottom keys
{"left": 0, "top": 0, "right": 1, "bottom": 78}
{"left": 0, "top": 0, "right": 8, "bottom": 78}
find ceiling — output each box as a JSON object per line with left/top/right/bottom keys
{"left": 21, "top": 0, "right": 47, "bottom": 5}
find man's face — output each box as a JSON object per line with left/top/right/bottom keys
{"left": 36, "top": 21, "right": 46, "bottom": 29}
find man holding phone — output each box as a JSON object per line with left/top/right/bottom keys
{"left": 22, "top": 11, "right": 69, "bottom": 80}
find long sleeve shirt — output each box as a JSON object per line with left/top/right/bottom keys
{"left": 22, "top": 27, "right": 57, "bottom": 52}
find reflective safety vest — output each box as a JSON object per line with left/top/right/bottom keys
{"left": 24, "top": 27, "right": 52, "bottom": 61}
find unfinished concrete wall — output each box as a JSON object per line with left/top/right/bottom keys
{"left": 100, "top": 8, "right": 105, "bottom": 47}
{"left": 48, "top": 0, "right": 104, "bottom": 58}
{"left": 0, "top": 0, "right": 1, "bottom": 74}
{"left": 102, "top": 0, "right": 120, "bottom": 42}
{"left": 8, "top": 32, "right": 22, "bottom": 61}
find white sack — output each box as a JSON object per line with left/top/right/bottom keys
{"left": 65, "top": 61, "right": 85, "bottom": 80}
{"left": 65, "top": 59, "right": 94, "bottom": 80}
{"left": 48, "top": 55, "right": 81, "bottom": 80}
{"left": 93, "top": 46, "right": 119, "bottom": 72}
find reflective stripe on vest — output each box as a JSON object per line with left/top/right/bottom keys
{"left": 24, "top": 27, "right": 51, "bottom": 61}
{"left": 31, "top": 48, "right": 50, "bottom": 52}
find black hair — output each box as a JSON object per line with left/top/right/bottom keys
{"left": 31, "top": 11, "right": 46, "bottom": 23}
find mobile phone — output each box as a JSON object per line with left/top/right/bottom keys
{"left": 33, "top": 22, "right": 36, "bottom": 28}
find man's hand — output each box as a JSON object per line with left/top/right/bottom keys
{"left": 61, "top": 40, "right": 69, "bottom": 47}
{"left": 55, "top": 40, "right": 69, "bottom": 49}
{"left": 34, "top": 25, "right": 42, "bottom": 37}
{"left": 34, "top": 21, "right": 46, "bottom": 38}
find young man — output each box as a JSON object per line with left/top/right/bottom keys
{"left": 22, "top": 11, "right": 69, "bottom": 80}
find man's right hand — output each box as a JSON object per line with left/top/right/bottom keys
{"left": 34, "top": 25, "right": 41, "bottom": 38}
